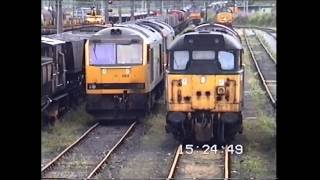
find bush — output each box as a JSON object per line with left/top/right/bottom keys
{"left": 234, "top": 13, "right": 276, "bottom": 27}
{"left": 234, "top": 14, "right": 249, "bottom": 25}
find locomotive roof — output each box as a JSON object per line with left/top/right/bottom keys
{"left": 44, "top": 31, "right": 95, "bottom": 42}
{"left": 169, "top": 10, "right": 185, "bottom": 14}
{"left": 91, "top": 26, "right": 153, "bottom": 44}
{"left": 136, "top": 20, "right": 173, "bottom": 37}
{"left": 152, "top": 20, "right": 175, "bottom": 34}
{"left": 194, "top": 23, "right": 239, "bottom": 39}
{"left": 122, "top": 23, "right": 162, "bottom": 42}
{"left": 41, "top": 37, "right": 65, "bottom": 45}
{"left": 196, "top": 23, "right": 233, "bottom": 32}
{"left": 144, "top": 18, "right": 175, "bottom": 34}
{"left": 168, "top": 31, "right": 242, "bottom": 50}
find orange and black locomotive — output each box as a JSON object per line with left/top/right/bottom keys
{"left": 165, "top": 23, "right": 244, "bottom": 144}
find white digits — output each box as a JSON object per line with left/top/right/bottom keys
{"left": 185, "top": 144, "right": 193, "bottom": 154}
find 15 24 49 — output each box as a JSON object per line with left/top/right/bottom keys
{"left": 185, "top": 144, "right": 243, "bottom": 155}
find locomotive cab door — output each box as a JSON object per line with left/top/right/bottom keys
{"left": 159, "top": 44, "right": 163, "bottom": 75}
{"left": 148, "top": 45, "right": 154, "bottom": 83}
{"left": 240, "top": 49, "right": 245, "bottom": 108}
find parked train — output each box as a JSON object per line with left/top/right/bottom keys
{"left": 145, "top": 10, "right": 189, "bottom": 36}
{"left": 165, "top": 23, "right": 244, "bottom": 144}
{"left": 41, "top": 7, "right": 76, "bottom": 27}
{"left": 41, "top": 7, "right": 157, "bottom": 28}
{"left": 186, "top": 4, "right": 203, "bottom": 25}
{"left": 41, "top": 31, "right": 99, "bottom": 124}
{"left": 166, "top": 10, "right": 188, "bottom": 29}
{"left": 84, "top": 7, "right": 104, "bottom": 24}
{"left": 214, "top": 7, "right": 235, "bottom": 27}
{"left": 84, "top": 17, "right": 178, "bottom": 121}
{"left": 41, "top": 8, "right": 190, "bottom": 123}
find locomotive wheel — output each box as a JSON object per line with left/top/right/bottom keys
{"left": 59, "top": 96, "right": 70, "bottom": 117}
{"left": 46, "top": 102, "right": 59, "bottom": 126}
{"left": 181, "top": 119, "right": 194, "bottom": 144}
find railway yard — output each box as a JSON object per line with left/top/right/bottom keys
{"left": 42, "top": 1, "right": 276, "bottom": 179}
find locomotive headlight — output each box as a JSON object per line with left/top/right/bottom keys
{"left": 200, "top": 76, "right": 206, "bottom": 84}
{"left": 217, "top": 86, "right": 225, "bottom": 95}
{"left": 88, "top": 84, "right": 96, "bottom": 89}
{"left": 182, "top": 78, "right": 187, "bottom": 86}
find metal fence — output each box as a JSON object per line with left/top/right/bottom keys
{"left": 41, "top": 0, "right": 190, "bottom": 26}
{"left": 41, "top": 0, "right": 222, "bottom": 18}
{"left": 41, "top": 0, "right": 276, "bottom": 27}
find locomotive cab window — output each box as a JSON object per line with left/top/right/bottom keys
{"left": 90, "top": 42, "right": 142, "bottom": 65}
{"left": 173, "top": 51, "right": 189, "bottom": 70}
{"left": 90, "top": 43, "right": 116, "bottom": 65}
{"left": 117, "top": 44, "right": 142, "bottom": 64}
{"left": 218, "top": 51, "right": 235, "bottom": 70}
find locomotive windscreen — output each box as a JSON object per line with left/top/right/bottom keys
{"left": 90, "top": 41, "right": 143, "bottom": 66}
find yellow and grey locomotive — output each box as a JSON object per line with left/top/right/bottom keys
{"left": 85, "top": 20, "right": 175, "bottom": 121}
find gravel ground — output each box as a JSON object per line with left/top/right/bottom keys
{"left": 94, "top": 101, "right": 180, "bottom": 179}
{"left": 175, "top": 149, "right": 225, "bottom": 179}
{"left": 42, "top": 125, "right": 130, "bottom": 179}
{"left": 41, "top": 103, "right": 94, "bottom": 168}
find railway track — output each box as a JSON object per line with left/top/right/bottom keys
{"left": 234, "top": 25, "right": 276, "bottom": 40}
{"left": 254, "top": 29, "right": 276, "bottom": 63}
{"left": 167, "top": 144, "right": 230, "bottom": 179}
{"left": 257, "top": 27, "right": 276, "bottom": 40}
{"left": 41, "top": 121, "right": 136, "bottom": 179}
{"left": 243, "top": 28, "right": 276, "bottom": 108}
{"left": 41, "top": 24, "right": 109, "bottom": 35}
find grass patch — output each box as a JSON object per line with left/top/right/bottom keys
{"left": 41, "top": 103, "right": 94, "bottom": 156}
{"left": 245, "top": 48, "right": 267, "bottom": 110}
{"left": 243, "top": 115, "right": 276, "bottom": 150}
{"left": 140, "top": 104, "right": 167, "bottom": 148}
{"left": 234, "top": 12, "right": 276, "bottom": 27}
{"left": 241, "top": 151, "right": 271, "bottom": 179}
{"left": 240, "top": 116, "right": 276, "bottom": 179}
{"left": 237, "top": 38, "right": 276, "bottom": 179}
{"left": 249, "top": 74, "right": 267, "bottom": 110}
